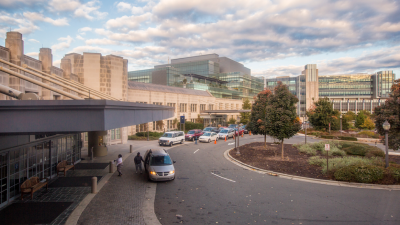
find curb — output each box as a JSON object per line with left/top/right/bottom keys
{"left": 224, "top": 149, "right": 400, "bottom": 190}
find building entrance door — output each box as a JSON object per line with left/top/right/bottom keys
{"left": 0, "top": 152, "right": 9, "bottom": 208}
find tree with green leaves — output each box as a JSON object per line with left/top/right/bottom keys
{"left": 240, "top": 98, "right": 251, "bottom": 125}
{"left": 307, "top": 97, "right": 339, "bottom": 131}
{"left": 374, "top": 79, "right": 400, "bottom": 151}
{"left": 228, "top": 118, "right": 237, "bottom": 125}
{"left": 355, "top": 111, "right": 367, "bottom": 129}
{"left": 344, "top": 111, "right": 356, "bottom": 121}
{"left": 247, "top": 89, "right": 272, "bottom": 148}
{"left": 265, "top": 82, "right": 301, "bottom": 159}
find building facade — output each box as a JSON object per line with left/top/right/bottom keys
{"left": 128, "top": 54, "right": 264, "bottom": 100}
{"left": 265, "top": 64, "right": 395, "bottom": 116}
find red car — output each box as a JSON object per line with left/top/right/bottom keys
{"left": 185, "top": 129, "right": 203, "bottom": 141}
{"left": 234, "top": 128, "right": 244, "bottom": 136}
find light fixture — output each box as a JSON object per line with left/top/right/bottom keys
{"left": 383, "top": 120, "right": 390, "bottom": 131}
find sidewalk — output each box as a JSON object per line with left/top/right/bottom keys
{"left": 67, "top": 140, "right": 178, "bottom": 225}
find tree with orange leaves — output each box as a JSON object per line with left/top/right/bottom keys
{"left": 374, "top": 79, "right": 400, "bottom": 151}
{"left": 247, "top": 89, "right": 272, "bottom": 148}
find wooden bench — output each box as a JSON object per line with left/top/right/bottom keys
{"left": 57, "top": 160, "right": 75, "bottom": 176}
{"left": 20, "top": 177, "right": 48, "bottom": 200}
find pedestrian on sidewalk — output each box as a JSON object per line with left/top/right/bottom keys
{"left": 134, "top": 152, "right": 145, "bottom": 174}
{"left": 116, "top": 154, "right": 123, "bottom": 176}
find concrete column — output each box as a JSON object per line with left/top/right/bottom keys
{"left": 60, "top": 58, "right": 72, "bottom": 100}
{"left": 39, "top": 48, "right": 53, "bottom": 100}
{"left": 355, "top": 100, "right": 357, "bottom": 113}
{"left": 88, "top": 131, "right": 108, "bottom": 157}
{"left": 5, "top": 32, "right": 24, "bottom": 92}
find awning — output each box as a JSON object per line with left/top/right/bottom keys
{"left": 0, "top": 100, "right": 174, "bottom": 134}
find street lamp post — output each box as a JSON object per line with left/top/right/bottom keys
{"left": 340, "top": 114, "right": 342, "bottom": 136}
{"left": 383, "top": 120, "right": 390, "bottom": 168}
{"left": 236, "top": 123, "right": 240, "bottom": 155}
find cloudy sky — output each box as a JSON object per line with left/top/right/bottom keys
{"left": 1, "top": 0, "right": 399, "bottom": 79}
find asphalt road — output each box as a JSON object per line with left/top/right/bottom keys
{"left": 154, "top": 134, "right": 400, "bottom": 225}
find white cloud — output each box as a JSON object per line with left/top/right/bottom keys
{"left": 116, "top": 2, "right": 132, "bottom": 12}
{"left": 51, "top": 36, "right": 73, "bottom": 52}
{"left": 0, "top": 12, "right": 40, "bottom": 35}
{"left": 105, "top": 13, "right": 152, "bottom": 29}
{"left": 25, "top": 52, "right": 39, "bottom": 58}
{"left": 85, "top": 38, "right": 121, "bottom": 45}
{"left": 0, "top": 0, "right": 45, "bottom": 7}
{"left": 48, "top": 0, "right": 81, "bottom": 11}
{"left": 76, "top": 35, "right": 85, "bottom": 40}
{"left": 53, "top": 59, "right": 61, "bottom": 67}
{"left": 28, "top": 39, "right": 40, "bottom": 43}
{"left": 23, "top": 12, "right": 69, "bottom": 26}
{"left": 73, "top": 0, "right": 108, "bottom": 20}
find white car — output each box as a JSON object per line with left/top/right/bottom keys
{"left": 158, "top": 131, "right": 185, "bottom": 146}
{"left": 199, "top": 132, "right": 219, "bottom": 143}
{"left": 218, "top": 129, "right": 234, "bottom": 139}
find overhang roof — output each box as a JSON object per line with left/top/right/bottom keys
{"left": 0, "top": 100, "right": 174, "bottom": 134}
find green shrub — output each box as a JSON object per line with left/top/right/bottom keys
{"left": 177, "top": 121, "right": 204, "bottom": 132}
{"left": 312, "top": 141, "right": 342, "bottom": 152}
{"left": 308, "top": 156, "right": 384, "bottom": 174}
{"left": 338, "top": 136, "right": 358, "bottom": 141}
{"left": 135, "top": 132, "right": 164, "bottom": 137}
{"left": 387, "top": 167, "right": 400, "bottom": 181}
{"left": 293, "top": 143, "right": 317, "bottom": 156}
{"left": 342, "top": 146, "right": 369, "bottom": 156}
{"left": 321, "top": 135, "right": 334, "bottom": 139}
{"left": 358, "top": 130, "right": 379, "bottom": 139}
{"left": 365, "top": 149, "right": 385, "bottom": 158}
{"left": 334, "top": 164, "right": 384, "bottom": 183}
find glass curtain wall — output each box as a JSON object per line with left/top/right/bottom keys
{"left": 0, "top": 133, "right": 81, "bottom": 208}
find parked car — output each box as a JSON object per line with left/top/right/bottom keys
{"left": 158, "top": 131, "right": 185, "bottom": 146}
{"left": 228, "top": 124, "right": 237, "bottom": 129}
{"left": 212, "top": 128, "right": 221, "bottom": 134}
{"left": 203, "top": 127, "right": 217, "bottom": 133}
{"left": 218, "top": 128, "right": 235, "bottom": 139}
{"left": 242, "top": 125, "right": 249, "bottom": 134}
{"left": 234, "top": 128, "right": 244, "bottom": 136}
{"left": 199, "top": 132, "right": 219, "bottom": 143}
{"left": 185, "top": 129, "right": 203, "bottom": 141}
{"left": 144, "top": 149, "right": 176, "bottom": 181}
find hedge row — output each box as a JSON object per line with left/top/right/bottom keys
{"left": 320, "top": 135, "right": 357, "bottom": 141}
{"left": 177, "top": 121, "right": 204, "bottom": 131}
{"left": 135, "top": 132, "right": 164, "bottom": 137}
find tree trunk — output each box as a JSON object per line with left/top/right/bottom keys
{"left": 264, "top": 134, "right": 266, "bottom": 148}
{"left": 281, "top": 140, "right": 284, "bottom": 159}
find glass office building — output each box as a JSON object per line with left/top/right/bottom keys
{"left": 319, "top": 74, "right": 373, "bottom": 98}
{"left": 0, "top": 133, "right": 81, "bottom": 207}
{"left": 128, "top": 55, "right": 264, "bottom": 100}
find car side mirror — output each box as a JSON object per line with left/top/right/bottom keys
{"left": 173, "top": 161, "right": 176, "bottom": 163}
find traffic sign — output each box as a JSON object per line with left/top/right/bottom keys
{"left": 180, "top": 115, "right": 185, "bottom": 124}
{"left": 325, "top": 144, "right": 330, "bottom": 151}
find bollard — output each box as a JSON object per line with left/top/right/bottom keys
{"left": 130, "top": 145, "right": 132, "bottom": 153}
{"left": 109, "top": 161, "right": 114, "bottom": 173}
{"left": 90, "top": 147, "right": 94, "bottom": 160}
{"left": 91, "top": 177, "right": 97, "bottom": 194}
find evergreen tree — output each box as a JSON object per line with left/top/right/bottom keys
{"left": 355, "top": 111, "right": 367, "bottom": 129}
{"left": 307, "top": 97, "right": 339, "bottom": 131}
{"left": 265, "top": 82, "right": 301, "bottom": 159}
{"left": 247, "top": 89, "right": 272, "bottom": 147}
{"left": 374, "top": 79, "right": 400, "bottom": 150}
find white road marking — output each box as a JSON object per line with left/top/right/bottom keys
{"left": 228, "top": 143, "right": 235, "bottom": 145}
{"left": 193, "top": 149, "right": 200, "bottom": 154}
{"left": 211, "top": 172, "right": 236, "bottom": 182}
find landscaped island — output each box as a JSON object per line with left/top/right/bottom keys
{"left": 230, "top": 141, "right": 400, "bottom": 184}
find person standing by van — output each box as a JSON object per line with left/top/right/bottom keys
{"left": 116, "top": 154, "right": 123, "bottom": 176}
{"left": 134, "top": 152, "right": 145, "bottom": 174}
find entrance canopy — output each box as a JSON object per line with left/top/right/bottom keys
{"left": 0, "top": 100, "right": 174, "bottom": 134}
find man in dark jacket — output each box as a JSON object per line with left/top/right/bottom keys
{"left": 134, "top": 152, "right": 145, "bottom": 174}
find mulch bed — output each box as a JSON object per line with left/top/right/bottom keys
{"left": 230, "top": 142, "right": 400, "bottom": 184}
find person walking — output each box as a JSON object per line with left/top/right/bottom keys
{"left": 134, "top": 152, "right": 144, "bottom": 174}
{"left": 116, "top": 154, "right": 123, "bottom": 176}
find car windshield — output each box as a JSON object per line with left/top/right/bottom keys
{"left": 162, "top": 133, "right": 173, "bottom": 138}
{"left": 187, "top": 131, "right": 195, "bottom": 134}
{"left": 229, "top": 125, "right": 236, "bottom": 128}
{"left": 150, "top": 155, "right": 172, "bottom": 166}
{"left": 203, "top": 128, "right": 213, "bottom": 131}
{"left": 220, "top": 129, "right": 228, "bottom": 133}
{"left": 203, "top": 132, "right": 211, "bottom": 136}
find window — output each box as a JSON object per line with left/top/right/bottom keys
{"left": 116, "top": 128, "right": 120, "bottom": 139}
{"left": 84, "top": 132, "right": 88, "bottom": 141}
{"left": 153, "top": 102, "right": 162, "bottom": 105}
{"left": 167, "top": 103, "right": 176, "bottom": 112}
{"left": 180, "top": 103, "right": 187, "bottom": 112}
{"left": 200, "top": 104, "right": 206, "bottom": 111}
{"left": 111, "top": 129, "right": 115, "bottom": 140}
{"left": 209, "top": 104, "right": 214, "bottom": 110}
{"left": 191, "top": 104, "right": 197, "bottom": 112}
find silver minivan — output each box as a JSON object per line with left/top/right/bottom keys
{"left": 144, "top": 149, "right": 176, "bottom": 181}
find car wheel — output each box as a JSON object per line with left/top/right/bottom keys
{"left": 169, "top": 142, "right": 173, "bottom": 147}
{"left": 216, "top": 137, "right": 219, "bottom": 141}
{"left": 147, "top": 173, "right": 152, "bottom": 181}
{"left": 208, "top": 139, "right": 210, "bottom": 143}
{"left": 180, "top": 139, "right": 183, "bottom": 144}
{"left": 159, "top": 144, "right": 162, "bottom": 146}
{"left": 172, "top": 175, "right": 175, "bottom": 181}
